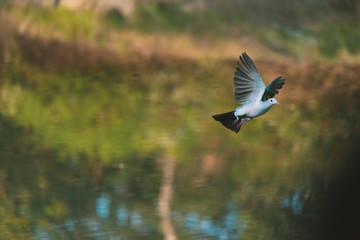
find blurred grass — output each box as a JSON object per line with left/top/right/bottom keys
{"left": 316, "top": 18, "right": 360, "bottom": 58}
{"left": 2, "top": 4, "right": 95, "bottom": 40}
{"left": 1, "top": 2, "right": 359, "bottom": 60}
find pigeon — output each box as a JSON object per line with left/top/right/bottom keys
{"left": 212, "top": 52, "right": 286, "bottom": 133}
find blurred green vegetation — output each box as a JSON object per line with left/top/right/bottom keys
{"left": 2, "top": 5, "right": 95, "bottom": 40}
{"left": 317, "top": 18, "right": 360, "bottom": 57}
{"left": 1, "top": 1, "right": 359, "bottom": 58}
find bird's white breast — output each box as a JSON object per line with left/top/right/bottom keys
{"left": 234, "top": 101, "right": 271, "bottom": 118}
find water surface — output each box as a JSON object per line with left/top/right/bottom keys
{"left": 1, "top": 36, "right": 360, "bottom": 240}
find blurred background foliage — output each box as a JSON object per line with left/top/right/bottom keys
{"left": 1, "top": 0, "right": 360, "bottom": 58}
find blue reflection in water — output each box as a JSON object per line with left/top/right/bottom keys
{"left": 185, "top": 213, "right": 199, "bottom": 231}
{"left": 200, "top": 219, "right": 217, "bottom": 236}
{"left": 183, "top": 202, "right": 246, "bottom": 239}
{"left": 225, "top": 208, "right": 238, "bottom": 229}
{"left": 130, "top": 211, "right": 142, "bottom": 226}
{"left": 282, "top": 189, "right": 303, "bottom": 214}
{"left": 87, "top": 219, "right": 100, "bottom": 233}
{"left": 96, "top": 193, "right": 111, "bottom": 219}
{"left": 117, "top": 207, "right": 146, "bottom": 232}
{"left": 33, "top": 227, "right": 50, "bottom": 240}
{"left": 117, "top": 207, "right": 128, "bottom": 226}
{"left": 31, "top": 196, "right": 247, "bottom": 239}
{"left": 65, "top": 219, "right": 75, "bottom": 232}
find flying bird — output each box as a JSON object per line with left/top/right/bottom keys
{"left": 212, "top": 52, "right": 286, "bottom": 133}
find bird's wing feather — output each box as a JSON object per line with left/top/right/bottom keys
{"left": 261, "top": 76, "right": 286, "bottom": 101}
{"left": 234, "top": 53, "right": 266, "bottom": 105}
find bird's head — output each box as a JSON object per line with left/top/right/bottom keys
{"left": 266, "top": 98, "right": 279, "bottom": 106}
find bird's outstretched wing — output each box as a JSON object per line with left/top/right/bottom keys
{"left": 261, "top": 76, "right": 286, "bottom": 101}
{"left": 234, "top": 52, "right": 266, "bottom": 105}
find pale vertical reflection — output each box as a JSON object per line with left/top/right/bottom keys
{"left": 158, "top": 158, "right": 177, "bottom": 240}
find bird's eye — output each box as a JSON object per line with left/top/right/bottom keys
{"left": 271, "top": 100, "right": 273, "bottom": 102}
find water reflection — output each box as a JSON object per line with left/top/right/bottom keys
{"left": 181, "top": 203, "right": 246, "bottom": 240}
{"left": 96, "top": 193, "right": 111, "bottom": 219}
{"left": 281, "top": 190, "right": 303, "bottom": 215}
{"left": 158, "top": 158, "right": 177, "bottom": 240}
{"left": 0, "top": 34, "right": 360, "bottom": 240}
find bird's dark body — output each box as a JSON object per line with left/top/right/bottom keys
{"left": 212, "top": 112, "right": 245, "bottom": 133}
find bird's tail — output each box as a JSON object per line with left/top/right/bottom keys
{"left": 212, "top": 111, "right": 243, "bottom": 133}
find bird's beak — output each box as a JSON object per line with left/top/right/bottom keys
{"left": 276, "top": 102, "right": 280, "bottom": 105}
